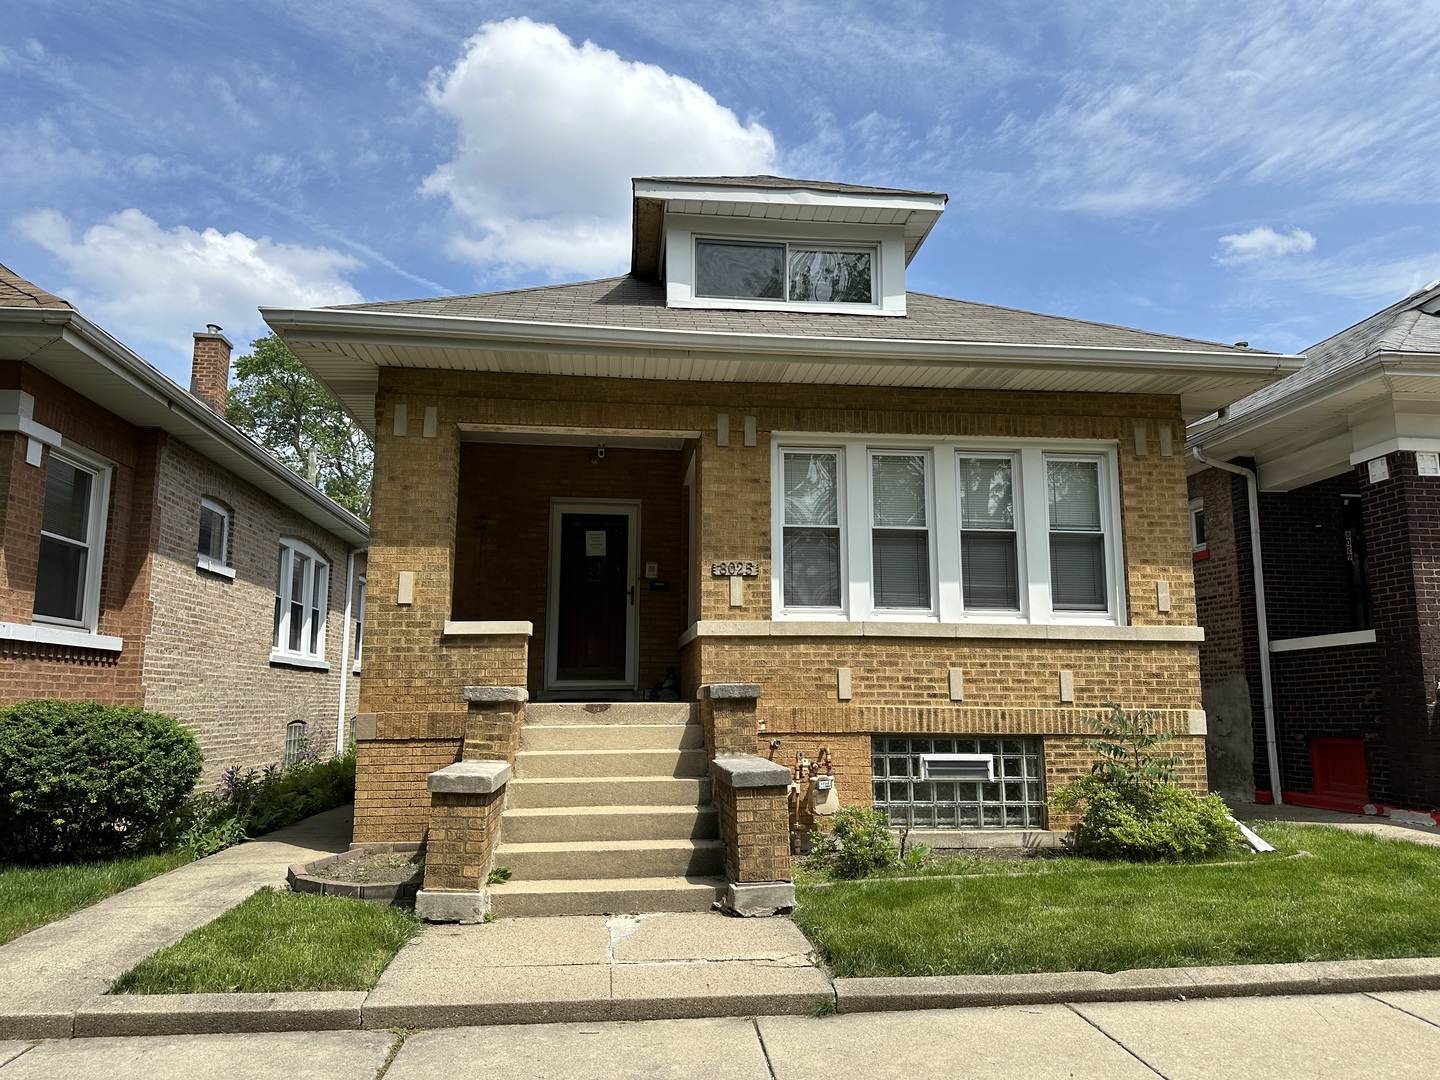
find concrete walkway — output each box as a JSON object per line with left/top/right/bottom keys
{"left": 1232, "top": 800, "right": 1440, "bottom": 845}
{"left": 0, "top": 806, "right": 352, "bottom": 1039}
{"left": 7, "top": 992, "right": 1440, "bottom": 1077}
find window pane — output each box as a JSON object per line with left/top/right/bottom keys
{"left": 783, "top": 528, "right": 841, "bottom": 607}
{"left": 1051, "top": 534, "right": 1107, "bottom": 609}
{"left": 1047, "top": 460, "right": 1101, "bottom": 530}
{"left": 958, "top": 458, "right": 1013, "bottom": 529}
{"left": 873, "top": 530, "right": 930, "bottom": 608}
{"left": 198, "top": 505, "right": 224, "bottom": 560}
{"left": 788, "top": 249, "right": 873, "bottom": 303}
{"left": 695, "top": 240, "right": 783, "bottom": 299}
{"left": 872, "top": 455, "right": 927, "bottom": 526}
{"left": 962, "top": 532, "right": 1019, "bottom": 609}
{"left": 41, "top": 458, "right": 91, "bottom": 541}
{"left": 34, "top": 537, "right": 86, "bottom": 622}
{"left": 784, "top": 452, "right": 838, "bottom": 526}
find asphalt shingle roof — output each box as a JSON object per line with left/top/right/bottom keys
{"left": 633, "top": 175, "right": 946, "bottom": 198}
{"left": 329, "top": 276, "right": 1262, "bottom": 354}
{"left": 0, "top": 263, "right": 72, "bottom": 310}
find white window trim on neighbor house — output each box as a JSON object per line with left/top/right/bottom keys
{"left": 769, "top": 435, "right": 1127, "bottom": 627}
{"left": 1189, "top": 497, "right": 1208, "bottom": 560}
{"left": 196, "top": 496, "right": 235, "bottom": 579}
{"left": 271, "top": 538, "right": 330, "bottom": 670}
{"left": 33, "top": 443, "right": 112, "bottom": 634}
{"left": 663, "top": 215, "right": 908, "bottom": 316}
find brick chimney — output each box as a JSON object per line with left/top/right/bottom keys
{"left": 191, "top": 325, "right": 232, "bottom": 411}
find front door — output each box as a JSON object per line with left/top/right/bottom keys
{"left": 546, "top": 501, "right": 638, "bottom": 689}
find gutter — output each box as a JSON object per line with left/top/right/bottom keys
{"left": 1191, "top": 446, "right": 1282, "bottom": 804}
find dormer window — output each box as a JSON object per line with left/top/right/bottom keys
{"left": 695, "top": 240, "right": 874, "bottom": 305}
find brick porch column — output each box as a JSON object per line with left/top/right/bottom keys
{"left": 699, "top": 682, "right": 762, "bottom": 757}
{"left": 415, "top": 760, "right": 511, "bottom": 923}
{"left": 710, "top": 754, "right": 795, "bottom": 917}
{"left": 461, "top": 685, "right": 527, "bottom": 763}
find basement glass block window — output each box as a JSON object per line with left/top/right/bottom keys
{"left": 871, "top": 736, "right": 1046, "bottom": 828}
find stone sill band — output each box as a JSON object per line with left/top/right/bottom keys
{"left": 444, "top": 621, "right": 534, "bottom": 637}
{"left": 427, "top": 760, "right": 512, "bottom": 794}
{"left": 0, "top": 619, "right": 123, "bottom": 653}
{"left": 1269, "top": 629, "right": 1377, "bottom": 653}
{"left": 678, "top": 620, "right": 1205, "bottom": 648}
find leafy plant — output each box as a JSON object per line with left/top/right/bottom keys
{"left": 486, "top": 866, "right": 512, "bottom": 885}
{"left": 807, "top": 807, "right": 899, "bottom": 879}
{"left": 1050, "top": 704, "right": 1240, "bottom": 861}
{"left": 0, "top": 700, "right": 202, "bottom": 863}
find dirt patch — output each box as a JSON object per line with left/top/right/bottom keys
{"left": 306, "top": 851, "right": 424, "bottom": 886}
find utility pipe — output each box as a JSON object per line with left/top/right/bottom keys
{"left": 336, "top": 547, "right": 357, "bottom": 756}
{"left": 1191, "top": 447, "right": 1283, "bottom": 804}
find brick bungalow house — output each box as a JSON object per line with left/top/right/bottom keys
{"left": 264, "top": 175, "right": 1299, "bottom": 919}
{"left": 1187, "top": 280, "right": 1440, "bottom": 819}
{"left": 0, "top": 263, "right": 369, "bottom": 775}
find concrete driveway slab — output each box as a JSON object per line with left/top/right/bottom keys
{"left": 1077, "top": 992, "right": 1440, "bottom": 1079}
{"left": 0, "top": 1030, "right": 393, "bottom": 1079}
{"left": 364, "top": 964, "right": 613, "bottom": 1029}
{"left": 611, "top": 961, "right": 832, "bottom": 1020}
{"left": 612, "top": 912, "right": 814, "bottom": 965}
{"left": 385, "top": 1018, "right": 772, "bottom": 1080}
{"left": 759, "top": 1006, "right": 1161, "bottom": 1079}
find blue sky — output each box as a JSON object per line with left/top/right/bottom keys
{"left": 4, "top": 0, "right": 1439, "bottom": 385}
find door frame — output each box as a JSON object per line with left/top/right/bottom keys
{"left": 544, "top": 498, "right": 641, "bottom": 692}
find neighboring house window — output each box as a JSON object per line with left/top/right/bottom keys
{"left": 197, "top": 498, "right": 234, "bottom": 577}
{"left": 284, "top": 721, "right": 307, "bottom": 766}
{"left": 33, "top": 450, "right": 109, "bottom": 629}
{"left": 271, "top": 539, "right": 329, "bottom": 666}
{"left": 352, "top": 574, "right": 366, "bottom": 674}
{"left": 1190, "top": 498, "right": 1208, "bottom": 561}
{"left": 872, "top": 736, "right": 1046, "bottom": 828}
{"left": 694, "top": 239, "right": 875, "bottom": 305}
{"left": 870, "top": 451, "right": 932, "bottom": 611}
{"left": 781, "top": 450, "right": 843, "bottom": 610}
{"left": 772, "top": 439, "right": 1124, "bottom": 624}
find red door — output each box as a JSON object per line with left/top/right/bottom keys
{"left": 1311, "top": 738, "right": 1368, "bottom": 808}
{"left": 554, "top": 513, "right": 630, "bottom": 682}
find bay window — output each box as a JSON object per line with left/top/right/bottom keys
{"left": 271, "top": 539, "right": 329, "bottom": 667}
{"left": 772, "top": 438, "right": 1123, "bottom": 623}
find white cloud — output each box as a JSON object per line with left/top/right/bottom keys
{"left": 14, "top": 208, "right": 362, "bottom": 356}
{"left": 1215, "top": 226, "right": 1316, "bottom": 265}
{"left": 422, "top": 18, "right": 776, "bottom": 278}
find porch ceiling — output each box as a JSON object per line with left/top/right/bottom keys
{"left": 264, "top": 308, "right": 1300, "bottom": 437}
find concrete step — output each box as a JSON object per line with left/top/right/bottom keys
{"left": 487, "top": 875, "right": 724, "bottom": 917}
{"left": 493, "top": 839, "right": 725, "bottom": 881}
{"left": 505, "top": 776, "right": 713, "bottom": 809}
{"left": 513, "top": 748, "right": 709, "bottom": 780}
{"left": 520, "top": 723, "right": 704, "bottom": 752}
{"left": 501, "top": 805, "right": 720, "bottom": 844}
{"left": 525, "top": 702, "right": 694, "bottom": 726}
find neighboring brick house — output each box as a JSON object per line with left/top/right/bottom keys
{"left": 265, "top": 175, "right": 1299, "bottom": 919}
{"left": 1187, "top": 281, "right": 1440, "bottom": 817}
{"left": 0, "top": 264, "right": 369, "bottom": 776}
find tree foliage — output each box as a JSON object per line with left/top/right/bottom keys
{"left": 225, "top": 335, "right": 372, "bottom": 519}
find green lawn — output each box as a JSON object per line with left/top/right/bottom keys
{"left": 112, "top": 887, "right": 419, "bottom": 994}
{"left": 794, "top": 824, "right": 1440, "bottom": 977}
{"left": 0, "top": 851, "right": 192, "bottom": 946}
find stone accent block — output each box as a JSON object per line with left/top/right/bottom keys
{"left": 414, "top": 889, "right": 491, "bottom": 924}
{"left": 724, "top": 881, "right": 796, "bottom": 917}
{"left": 427, "top": 760, "right": 512, "bottom": 794}
{"left": 711, "top": 754, "right": 792, "bottom": 788}
{"left": 462, "top": 685, "right": 528, "bottom": 703}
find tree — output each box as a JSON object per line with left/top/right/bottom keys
{"left": 225, "top": 335, "right": 372, "bottom": 520}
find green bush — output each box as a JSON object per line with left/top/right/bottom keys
{"left": 0, "top": 700, "right": 203, "bottom": 863}
{"left": 181, "top": 745, "right": 356, "bottom": 857}
{"left": 808, "top": 807, "right": 900, "bottom": 879}
{"left": 1050, "top": 704, "right": 1241, "bottom": 861}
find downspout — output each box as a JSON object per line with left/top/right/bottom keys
{"left": 336, "top": 547, "right": 356, "bottom": 756}
{"left": 1190, "top": 447, "right": 1283, "bottom": 804}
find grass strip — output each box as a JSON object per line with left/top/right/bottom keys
{"left": 0, "top": 851, "right": 192, "bottom": 946}
{"left": 794, "top": 824, "right": 1440, "bottom": 977}
{"left": 112, "top": 887, "right": 419, "bottom": 994}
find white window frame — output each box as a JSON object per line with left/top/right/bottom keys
{"left": 271, "top": 538, "right": 330, "bottom": 669}
{"left": 196, "top": 497, "right": 235, "bottom": 579}
{"left": 1189, "top": 498, "right": 1208, "bottom": 558}
{"left": 33, "top": 445, "right": 111, "bottom": 632}
{"left": 771, "top": 435, "right": 1126, "bottom": 626}
{"left": 352, "top": 573, "right": 366, "bottom": 675}
{"left": 867, "top": 448, "right": 937, "bottom": 617}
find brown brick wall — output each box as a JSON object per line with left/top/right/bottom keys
{"left": 353, "top": 739, "right": 463, "bottom": 844}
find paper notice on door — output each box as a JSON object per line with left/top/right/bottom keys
{"left": 585, "top": 530, "right": 607, "bottom": 556}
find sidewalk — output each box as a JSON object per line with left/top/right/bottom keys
{"left": 0, "top": 806, "right": 352, "bottom": 1039}
{"left": 1232, "top": 800, "right": 1440, "bottom": 845}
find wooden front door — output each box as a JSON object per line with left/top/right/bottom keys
{"left": 547, "top": 503, "right": 637, "bottom": 688}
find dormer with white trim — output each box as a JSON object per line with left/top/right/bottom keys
{"left": 630, "top": 175, "right": 948, "bottom": 317}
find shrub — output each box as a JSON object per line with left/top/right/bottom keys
{"left": 1050, "top": 704, "right": 1241, "bottom": 861}
{"left": 0, "top": 700, "right": 202, "bottom": 863}
{"left": 181, "top": 745, "right": 356, "bottom": 857}
{"left": 807, "top": 807, "right": 900, "bottom": 879}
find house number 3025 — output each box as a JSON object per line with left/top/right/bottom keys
{"left": 711, "top": 561, "right": 760, "bottom": 578}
